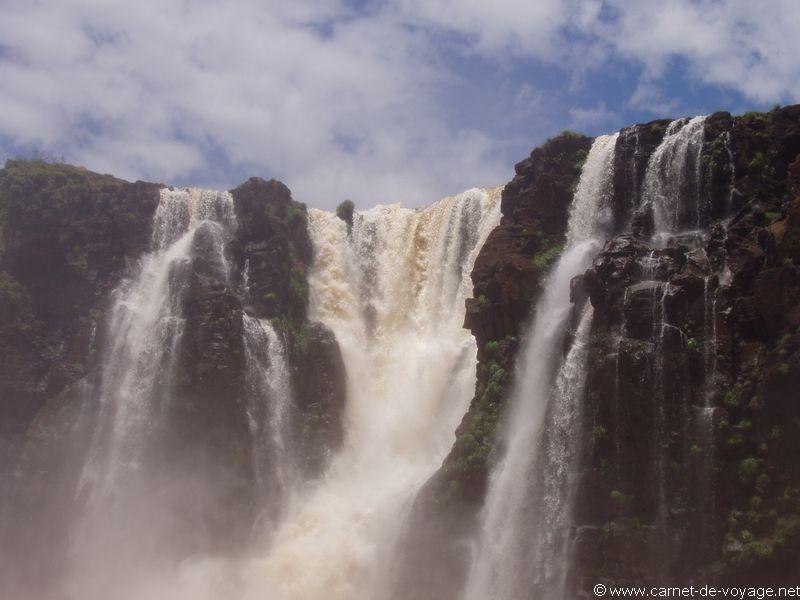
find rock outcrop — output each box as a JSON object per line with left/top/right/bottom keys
{"left": 230, "top": 177, "right": 346, "bottom": 475}
{"left": 395, "top": 106, "right": 800, "bottom": 598}
{"left": 3, "top": 103, "right": 800, "bottom": 598}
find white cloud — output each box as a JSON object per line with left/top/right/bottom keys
{"left": 0, "top": 0, "right": 798, "bottom": 208}
{"left": 395, "top": 0, "right": 571, "bottom": 57}
{"left": 0, "top": 0, "right": 507, "bottom": 208}
{"left": 569, "top": 101, "right": 618, "bottom": 130}
{"left": 411, "top": 0, "right": 800, "bottom": 106}
{"left": 604, "top": 0, "right": 800, "bottom": 104}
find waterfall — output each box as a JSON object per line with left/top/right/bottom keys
{"left": 697, "top": 276, "right": 718, "bottom": 520}
{"left": 241, "top": 188, "right": 502, "bottom": 600}
{"left": 243, "top": 315, "right": 295, "bottom": 531}
{"left": 653, "top": 281, "right": 671, "bottom": 528}
{"left": 724, "top": 131, "right": 737, "bottom": 213}
{"left": 68, "top": 188, "right": 238, "bottom": 600}
{"left": 462, "top": 134, "right": 618, "bottom": 600}
{"left": 643, "top": 116, "right": 707, "bottom": 239}
{"left": 80, "top": 187, "right": 235, "bottom": 495}
{"left": 534, "top": 304, "right": 594, "bottom": 598}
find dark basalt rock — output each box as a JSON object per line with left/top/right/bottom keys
{"left": 465, "top": 131, "right": 592, "bottom": 346}
{"left": 623, "top": 281, "right": 663, "bottom": 339}
{"left": 455, "top": 131, "right": 592, "bottom": 498}
{"left": 398, "top": 105, "right": 800, "bottom": 598}
{"left": 230, "top": 176, "right": 312, "bottom": 322}
{"left": 229, "top": 176, "right": 347, "bottom": 477}
{"left": 0, "top": 161, "right": 162, "bottom": 594}
{"left": 165, "top": 234, "right": 255, "bottom": 552}
{"left": 614, "top": 119, "right": 672, "bottom": 230}
{"left": 290, "top": 321, "right": 347, "bottom": 476}
{"left": 571, "top": 105, "right": 800, "bottom": 592}
{"left": 4, "top": 103, "right": 800, "bottom": 597}
{"left": 0, "top": 160, "right": 161, "bottom": 472}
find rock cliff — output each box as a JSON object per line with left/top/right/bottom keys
{"left": 574, "top": 106, "right": 800, "bottom": 591}
{"left": 0, "top": 161, "right": 161, "bottom": 473}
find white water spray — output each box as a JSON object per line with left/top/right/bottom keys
{"left": 80, "top": 188, "right": 236, "bottom": 496}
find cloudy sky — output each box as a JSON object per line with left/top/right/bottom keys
{"left": 1, "top": 0, "right": 798, "bottom": 209}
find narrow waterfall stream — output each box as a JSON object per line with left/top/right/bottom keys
{"left": 240, "top": 188, "right": 502, "bottom": 599}
{"left": 640, "top": 115, "right": 720, "bottom": 548}
{"left": 462, "top": 134, "right": 618, "bottom": 600}
{"left": 643, "top": 116, "right": 707, "bottom": 238}
{"left": 242, "top": 314, "right": 295, "bottom": 531}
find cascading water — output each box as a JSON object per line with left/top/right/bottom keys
{"left": 243, "top": 315, "right": 295, "bottom": 531}
{"left": 80, "top": 188, "right": 236, "bottom": 493}
{"left": 638, "top": 114, "right": 721, "bottom": 563}
{"left": 68, "top": 187, "right": 238, "bottom": 600}
{"left": 4, "top": 111, "right": 739, "bottom": 600}
{"left": 240, "top": 188, "right": 502, "bottom": 600}
{"left": 643, "top": 116, "right": 707, "bottom": 239}
{"left": 462, "top": 133, "right": 618, "bottom": 600}
{"left": 534, "top": 304, "right": 594, "bottom": 597}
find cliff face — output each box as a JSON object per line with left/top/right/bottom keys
{"left": 457, "top": 131, "right": 593, "bottom": 501}
{"left": 574, "top": 106, "right": 800, "bottom": 591}
{"left": 230, "top": 178, "right": 346, "bottom": 474}
{"left": 2, "top": 105, "right": 800, "bottom": 597}
{"left": 229, "top": 177, "right": 346, "bottom": 475}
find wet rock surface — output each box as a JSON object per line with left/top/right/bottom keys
{"left": 397, "top": 106, "right": 800, "bottom": 598}
{"left": 573, "top": 106, "right": 800, "bottom": 591}
{"left": 3, "top": 105, "right": 800, "bottom": 597}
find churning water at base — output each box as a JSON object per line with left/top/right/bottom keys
{"left": 237, "top": 188, "right": 502, "bottom": 599}
{"left": 463, "top": 134, "right": 618, "bottom": 600}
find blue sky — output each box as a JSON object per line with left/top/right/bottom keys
{"left": 1, "top": 0, "right": 798, "bottom": 209}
